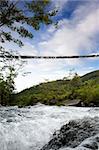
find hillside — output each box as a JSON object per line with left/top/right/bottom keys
{"left": 12, "top": 70, "right": 99, "bottom": 107}
{"left": 81, "top": 70, "right": 99, "bottom": 81}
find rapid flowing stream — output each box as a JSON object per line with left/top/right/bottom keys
{"left": 0, "top": 104, "right": 99, "bottom": 150}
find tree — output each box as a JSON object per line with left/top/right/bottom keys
{"left": 68, "top": 73, "right": 82, "bottom": 100}
{"left": 0, "top": 63, "right": 18, "bottom": 105}
{"left": 0, "top": 0, "right": 57, "bottom": 48}
{"left": 70, "top": 73, "right": 82, "bottom": 88}
{"left": 0, "top": 0, "right": 57, "bottom": 68}
{"left": 0, "top": 0, "right": 57, "bottom": 105}
{"left": 0, "top": 0, "right": 57, "bottom": 76}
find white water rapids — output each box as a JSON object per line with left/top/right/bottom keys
{"left": 0, "top": 104, "right": 99, "bottom": 150}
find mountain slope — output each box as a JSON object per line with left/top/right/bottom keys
{"left": 12, "top": 70, "right": 99, "bottom": 106}
{"left": 81, "top": 70, "right": 99, "bottom": 81}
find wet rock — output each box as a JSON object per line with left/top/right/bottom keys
{"left": 95, "top": 136, "right": 99, "bottom": 142}
{"left": 65, "top": 99, "right": 81, "bottom": 106}
{"left": 18, "top": 105, "right": 23, "bottom": 108}
{"left": 40, "top": 117, "right": 99, "bottom": 150}
{"left": 6, "top": 118, "right": 13, "bottom": 122}
{"left": 83, "top": 141, "right": 98, "bottom": 150}
{"left": 77, "top": 135, "right": 99, "bottom": 150}
{"left": 49, "top": 99, "right": 57, "bottom": 105}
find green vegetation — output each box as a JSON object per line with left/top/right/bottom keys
{"left": 81, "top": 70, "right": 99, "bottom": 81}
{"left": 0, "top": 0, "right": 57, "bottom": 51}
{"left": 0, "top": 1, "right": 98, "bottom": 107}
{"left": 11, "top": 70, "right": 99, "bottom": 107}
{"left": 0, "top": 66, "right": 16, "bottom": 106}
{"left": 0, "top": 0, "right": 57, "bottom": 106}
{"left": 0, "top": 70, "right": 99, "bottom": 106}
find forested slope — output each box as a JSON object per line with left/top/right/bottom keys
{"left": 12, "top": 70, "right": 99, "bottom": 107}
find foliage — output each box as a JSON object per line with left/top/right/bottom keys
{"left": 0, "top": 0, "right": 57, "bottom": 77}
{"left": 0, "top": 70, "right": 98, "bottom": 106}
{"left": 0, "top": 66, "right": 16, "bottom": 105}
{"left": 81, "top": 70, "right": 99, "bottom": 81}
{"left": 70, "top": 73, "right": 82, "bottom": 88}
{"left": 76, "top": 80, "right": 99, "bottom": 105}
{"left": 0, "top": 0, "right": 57, "bottom": 106}
{"left": 12, "top": 70, "right": 99, "bottom": 107}
{"left": 0, "top": 0, "right": 57, "bottom": 47}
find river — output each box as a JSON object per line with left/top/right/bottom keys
{"left": 0, "top": 104, "right": 99, "bottom": 150}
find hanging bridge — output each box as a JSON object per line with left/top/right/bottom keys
{"left": 0, "top": 54, "right": 99, "bottom": 59}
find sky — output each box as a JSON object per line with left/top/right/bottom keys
{"left": 1, "top": 0, "right": 99, "bottom": 92}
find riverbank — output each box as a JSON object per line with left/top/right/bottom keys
{"left": 17, "top": 99, "right": 99, "bottom": 108}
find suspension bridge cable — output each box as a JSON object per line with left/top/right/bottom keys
{"left": 0, "top": 54, "right": 99, "bottom": 59}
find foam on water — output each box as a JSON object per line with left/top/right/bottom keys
{"left": 0, "top": 104, "right": 99, "bottom": 150}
